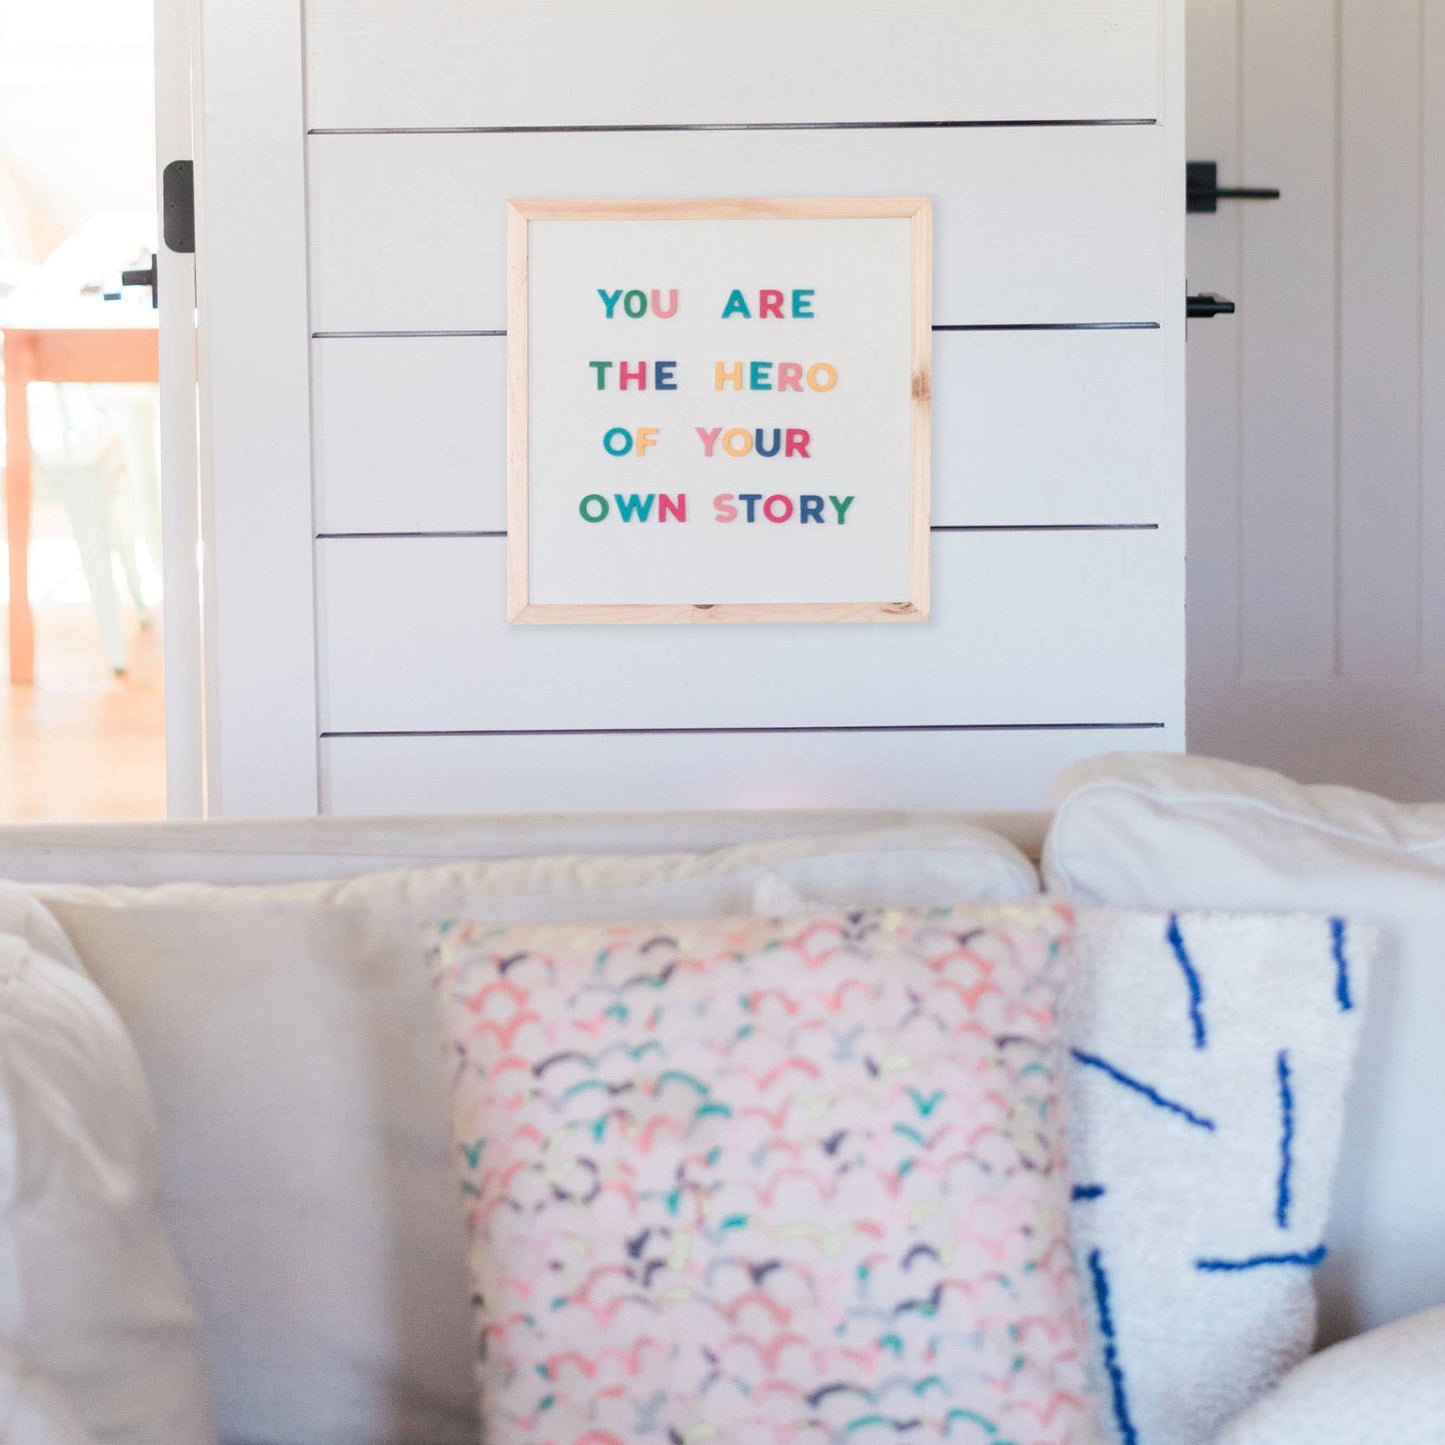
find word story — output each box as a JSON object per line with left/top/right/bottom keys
{"left": 581, "top": 285, "right": 852, "bottom": 526}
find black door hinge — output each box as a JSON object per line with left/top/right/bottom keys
{"left": 163, "top": 159, "right": 195, "bottom": 253}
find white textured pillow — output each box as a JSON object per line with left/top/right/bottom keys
{"left": 1218, "top": 1308, "right": 1445, "bottom": 1443}
{"left": 1067, "top": 908, "right": 1373, "bottom": 1445}
{"left": 0, "top": 885, "right": 214, "bottom": 1445}
{"left": 1043, "top": 753, "right": 1445, "bottom": 1342}
{"left": 35, "top": 823, "right": 1036, "bottom": 1445}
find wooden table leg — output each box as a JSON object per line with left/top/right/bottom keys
{"left": 5, "top": 331, "right": 35, "bottom": 685}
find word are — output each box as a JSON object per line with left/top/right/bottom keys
{"left": 577, "top": 492, "right": 853, "bottom": 524}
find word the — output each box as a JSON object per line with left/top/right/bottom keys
{"left": 589, "top": 361, "right": 677, "bottom": 391}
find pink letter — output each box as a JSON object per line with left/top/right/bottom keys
{"left": 759, "top": 289, "right": 784, "bottom": 319}
{"left": 619, "top": 361, "right": 647, "bottom": 390}
{"left": 658, "top": 493, "right": 687, "bottom": 522}
{"left": 713, "top": 493, "right": 738, "bottom": 523}
{"left": 696, "top": 427, "right": 722, "bottom": 457}
{"left": 777, "top": 363, "right": 804, "bottom": 392}
{"left": 650, "top": 289, "right": 678, "bottom": 318}
{"left": 785, "top": 428, "right": 811, "bottom": 458}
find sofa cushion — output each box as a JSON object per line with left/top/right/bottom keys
{"left": 32, "top": 822, "right": 1037, "bottom": 1445}
{"left": 1066, "top": 907, "right": 1374, "bottom": 1445}
{"left": 1043, "top": 752, "right": 1445, "bottom": 1341}
{"left": 0, "top": 885, "right": 215, "bottom": 1445}
{"left": 429, "top": 902, "right": 1097, "bottom": 1442}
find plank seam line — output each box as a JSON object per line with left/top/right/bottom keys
{"left": 311, "top": 323, "right": 1161, "bottom": 339}
{"left": 316, "top": 525, "right": 1161, "bottom": 540}
{"left": 308, "top": 118, "right": 1160, "bottom": 136}
{"left": 322, "top": 723, "right": 1168, "bottom": 740}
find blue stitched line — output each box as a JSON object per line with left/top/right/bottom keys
{"left": 1072, "top": 1184, "right": 1107, "bottom": 1203}
{"left": 1196, "top": 1246, "right": 1327, "bottom": 1273}
{"left": 1331, "top": 918, "right": 1354, "bottom": 1012}
{"left": 1276, "top": 1051, "right": 1294, "bottom": 1229}
{"left": 1087, "top": 1249, "right": 1139, "bottom": 1445}
{"left": 1070, "top": 1049, "right": 1216, "bottom": 1131}
{"left": 1167, "top": 913, "right": 1207, "bottom": 1049}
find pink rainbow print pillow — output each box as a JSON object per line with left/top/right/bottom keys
{"left": 428, "top": 904, "right": 1098, "bottom": 1444}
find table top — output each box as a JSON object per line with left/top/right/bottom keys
{"left": 0, "top": 282, "right": 157, "bottom": 334}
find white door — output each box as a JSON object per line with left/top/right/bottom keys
{"left": 154, "top": 0, "right": 203, "bottom": 815}
{"left": 1187, "top": 0, "right": 1445, "bottom": 801}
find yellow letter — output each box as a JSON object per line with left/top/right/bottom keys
{"left": 715, "top": 361, "right": 744, "bottom": 391}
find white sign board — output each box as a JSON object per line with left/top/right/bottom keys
{"left": 507, "top": 198, "right": 931, "bottom": 624}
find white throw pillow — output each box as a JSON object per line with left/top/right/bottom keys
{"left": 1043, "top": 752, "right": 1445, "bottom": 1343}
{"left": 35, "top": 823, "right": 1037, "bottom": 1445}
{"left": 1218, "top": 1307, "right": 1445, "bottom": 1444}
{"left": 1066, "top": 908, "right": 1373, "bottom": 1445}
{"left": 0, "top": 885, "right": 215, "bottom": 1445}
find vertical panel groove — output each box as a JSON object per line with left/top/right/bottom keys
{"left": 1332, "top": 0, "right": 1346, "bottom": 675}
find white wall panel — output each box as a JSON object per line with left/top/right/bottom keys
{"left": 321, "top": 726, "right": 1174, "bottom": 816}
{"left": 304, "top": 0, "right": 1161, "bottom": 131}
{"left": 313, "top": 328, "right": 1167, "bottom": 535}
{"left": 307, "top": 126, "right": 1165, "bottom": 334}
{"left": 316, "top": 531, "right": 1172, "bottom": 732}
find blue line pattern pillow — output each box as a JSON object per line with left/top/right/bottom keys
{"left": 1064, "top": 909, "right": 1376, "bottom": 1445}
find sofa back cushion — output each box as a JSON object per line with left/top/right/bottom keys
{"left": 32, "top": 822, "right": 1038, "bottom": 1445}
{"left": 1044, "top": 752, "right": 1445, "bottom": 1342}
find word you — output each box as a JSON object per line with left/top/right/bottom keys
{"left": 578, "top": 492, "right": 855, "bottom": 524}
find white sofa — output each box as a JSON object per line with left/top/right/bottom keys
{"left": 2, "top": 793, "right": 1439, "bottom": 1444}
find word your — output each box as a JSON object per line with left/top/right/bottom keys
{"left": 577, "top": 492, "right": 854, "bottom": 524}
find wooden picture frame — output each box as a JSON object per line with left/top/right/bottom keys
{"left": 507, "top": 196, "right": 932, "bottom": 624}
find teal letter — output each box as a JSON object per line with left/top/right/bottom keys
{"left": 792, "top": 289, "right": 815, "bottom": 318}
{"left": 749, "top": 361, "right": 773, "bottom": 390}
{"left": 589, "top": 360, "right": 613, "bottom": 390}
{"left": 603, "top": 427, "right": 633, "bottom": 456}
{"left": 614, "top": 493, "right": 656, "bottom": 523}
{"left": 828, "top": 495, "right": 854, "bottom": 525}
{"left": 598, "top": 289, "right": 623, "bottom": 318}
{"left": 579, "top": 494, "right": 609, "bottom": 522}
{"left": 721, "top": 289, "right": 751, "bottom": 319}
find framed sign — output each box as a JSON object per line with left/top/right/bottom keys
{"left": 506, "top": 196, "right": 932, "bottom": 624}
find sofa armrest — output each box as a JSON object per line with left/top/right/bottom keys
{"left": 1219, "top": 1308, "right": 1445, "bottom": 1443}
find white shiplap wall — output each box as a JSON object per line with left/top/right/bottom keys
{"left": 227, "top": 0, "right": 1185, "bottom": 815}
{"left": 1188, "top": 0, "right": 1445, "bottom": 801}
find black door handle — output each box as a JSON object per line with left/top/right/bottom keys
{"left": 1188, "top": 292, "right": 1236, "bottom": 320}
{"left": 1188, "top": 160, "right": 1281, "bottom": 214}
{"left": 118, "top": 252, "right": 158, "bottom": 308}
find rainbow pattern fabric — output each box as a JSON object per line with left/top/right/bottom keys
{"left": 428, "top": 903, "right": 1099, "bottom": 1444}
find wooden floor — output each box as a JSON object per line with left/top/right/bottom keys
{"left": 1, "top": 604, "right": 166, "bottom": 821}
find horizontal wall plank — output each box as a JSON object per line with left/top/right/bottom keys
{"left": 308, "top": 126, "right": 1165, "bottom": 334}
{"left": 313, "top": 328, "right": 1166, "bottom": 535}
{"left": 321, "top": 724, "right": 1173, "bottom": 815}
{"left": 304, "top": 0, "right": 1161, "bottom": 132}
{"left": 316, "top": 531, "right": 1173, "bottom": 731}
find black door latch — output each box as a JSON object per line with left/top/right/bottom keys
{"left": 1188, "top": 160, "right": 1281, "bottom": 214}
{"left": 1187, "top": 292, "right": 1237, "bottom": 320}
